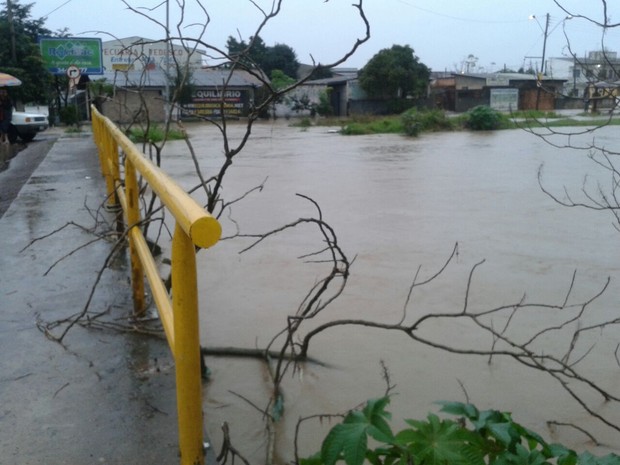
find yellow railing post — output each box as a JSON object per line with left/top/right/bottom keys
{"left": 172, "top": 223, "right": 204, "bottom": 465}
{"left": 96, "top": 117, "right": 119, "bottom": 210}
{"left": 125, "top": 157, "right": 146, "bottom": 317}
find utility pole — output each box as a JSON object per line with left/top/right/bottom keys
{"left": 6, "top": 0, "right": 17, "bottom": 64}
{"left": 540, "top": 13, "right": 550, "bottom": 75}
{"left": 164, "top": 0, "right": 171, "bottom": 126}
{"left": 536, "top": 13, "right": 550, "bottom": 110}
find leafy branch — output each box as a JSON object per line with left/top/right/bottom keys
{"left": 302, "top": 397, "right": 620, "bottom": 465}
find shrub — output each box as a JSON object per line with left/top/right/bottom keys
{"left": 316, "top": 89, "right": 333, "bottom": 117}
{"left": 59, "top": 105, "right": 79, "bottom": 126}
{"left": 401, "top": 108, "right": 455, "bottom": 136}
{"left": 127, "top": 125, "right": 185, "bottom": 142}
{"left": 465, "top": 105, "right": 506, "bottom": 130}
{"left": 340, "top": 122, "right": 369, "bottom": 135}
{"left": 401, "top": 110, "right": 421, "bottom": 136}
{"left": 340, "top": 118, "right": 403, "bottom": 135}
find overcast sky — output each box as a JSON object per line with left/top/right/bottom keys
{"left": 31, "top": 0, "right": 620, "bottom": 73}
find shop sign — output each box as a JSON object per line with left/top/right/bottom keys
{"left": 39, "top": 37, "right": 103, "bottom": 75}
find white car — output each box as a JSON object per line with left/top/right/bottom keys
{"left": 8, "top": 110, "right": 49, "bottom": 143}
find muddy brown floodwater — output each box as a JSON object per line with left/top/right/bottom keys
{"left": 159, "top": 121, "right": 620, "bottom": 463}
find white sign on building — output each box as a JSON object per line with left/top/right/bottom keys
{"left": 490, "top": 88, "right": 519, "bottom": 111}
{"left": 102, "top": 36, "right": 204, "bottom": 71}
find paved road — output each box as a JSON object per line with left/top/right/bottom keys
{"left": 0, "top": 137, "right": 55, "bottom": 218}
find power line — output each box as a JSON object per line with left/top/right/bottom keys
{"left": 393, "top": 0, "right": 529, "bottom": 24}
{"left": 41, "top": 0, "right": 74, "bottom": 19}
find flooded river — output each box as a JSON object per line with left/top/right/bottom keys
{"left": 160, "top": 121, "right": 620, "bottom": 462}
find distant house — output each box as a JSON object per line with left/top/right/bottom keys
{"left": 281, "top": 68, "right": 364, "bottom": 117}
{"left": 547, "top": 50, "right": 620, "bottom": 98}
{"left": 97, "top": 67, "right": 264, "bottom": 123}
{"left": 431, "top": 72, "right": 566, "bottom": 112}
{"left": 546, "top": 50, "right": 620, "bottom": 110}
{"left": 288, "top": 67, "right": 431, "bottom": 117}
{"left": 429, "top": 72, "right": 455, "bottom": 110}
{"left": 584, "top": 80, "right": 620, "bottom": 112}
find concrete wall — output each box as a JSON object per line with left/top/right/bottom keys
{"left": 100, "top": 89, "right": 165, "bottom": 124}
{"left": 455, "top": 89, "right": 487, "bottom": 112}
{"left": 519, "top": 89, "right": 555, "bottom": 111}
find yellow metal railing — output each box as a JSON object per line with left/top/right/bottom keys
{"left": 91, "top": 106, "right": 221, "bottom": 465}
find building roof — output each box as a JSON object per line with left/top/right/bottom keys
{"left": 457, "top": 72, "right": 566, "bottom": 83}
{"left": 97, "top": 68, "right": 265, "bottom": 88}
{"left": 304, "top": 74, "right": 358, "bottom": 86}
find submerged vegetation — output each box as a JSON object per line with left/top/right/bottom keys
{"left": 293, "top": 106, "right": 620, "bottom": 137}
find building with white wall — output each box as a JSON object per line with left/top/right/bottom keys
{"left": 547, "top": 51, "right": 620, "bottom": 97}
{"left": 102, "top": 36, "right": 204, "bottom": 72}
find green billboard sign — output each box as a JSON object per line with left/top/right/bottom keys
{"left": 39, "top": 37, "right": 103, "bottom": 75}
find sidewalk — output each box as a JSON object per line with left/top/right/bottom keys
{"left": 0, "top": 133, "right": 199, "bottom": 464}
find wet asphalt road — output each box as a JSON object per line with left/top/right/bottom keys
{"left": 0, "top": 137, "right": 54, "bottom": 219}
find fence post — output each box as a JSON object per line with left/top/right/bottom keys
{"left": 93, "top": 114, "right": 116, "bottom": 208}
{"left": 172, "top": 223, "right": 204, "bottom": 465}
{"left": 124, "top": 157, "right": 146, "bottom": 317}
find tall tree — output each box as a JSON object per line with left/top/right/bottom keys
{"left": 0, "top": 0, "right": 52, "bottom": 103}
{"left": 226, "top": 35, "right": 299, "bottom": 78}
{"left": 226, "top": 34, "right": 267, "bottom": 69}
{"left": 359, "top": 44, "right": 430, "bottom": 100}
{"left": 262, "top": 43, "right": 299, "bottom": 78}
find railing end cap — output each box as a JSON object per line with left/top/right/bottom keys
{"left": 191, "top": 215, "right": 222, "bottom": 249}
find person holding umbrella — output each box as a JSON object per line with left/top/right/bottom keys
{"left": 0, "top": 88, "right": 13, "bottom": 144}
{"left": 0, "top": 73, "right": 21, "bottom": 144}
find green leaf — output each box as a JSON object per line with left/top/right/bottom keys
{"left": 321, "top": 422, "right": 368, "bottom": 465}
{"left": 511, "top": 422, "right": 547, "bottom": 450}
{"left": 395, "top": 427, "right": 417, "bottom": 445}
{"left": 365, "top": 449, "right": 383, "bottom": 465}
{"left": 475, "top": 409, "right": 506, "bottom": 432}
{"left": 487, "top": 422, "right": 515, "bottom": 447}
{"left": 322, "top": 424, "right": 347, "bottom": 465}
{"left": 546, "top": 443, "right": 577, "bottom": 465}
{"left": 367, "top": 424, "right": 394, "bottom": 444}
{"left": 557, "top": 451, "right": 578, "bottom": 465}
{"left": 363, "top": 397, "right": 395, "bottom": 441}
{"left": 342, "top": 424, "right": 368, "bottom": 465}
{"left": 403, "top": 414, "right": 479, "bottom": 465}
{"left": 578, "top": 452, "right": 620, "bottom": 465}
{"left": 346, "top": 410, "right": 368, "bottom": 424}
{"left": 491, "top": 444, "right": 551, "bottom": 465}
{"left": 364, "top": 397, "right": 392, "bottom": 420}
{"left": 437, "top": 401, "right": 479, "bottom": 420}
